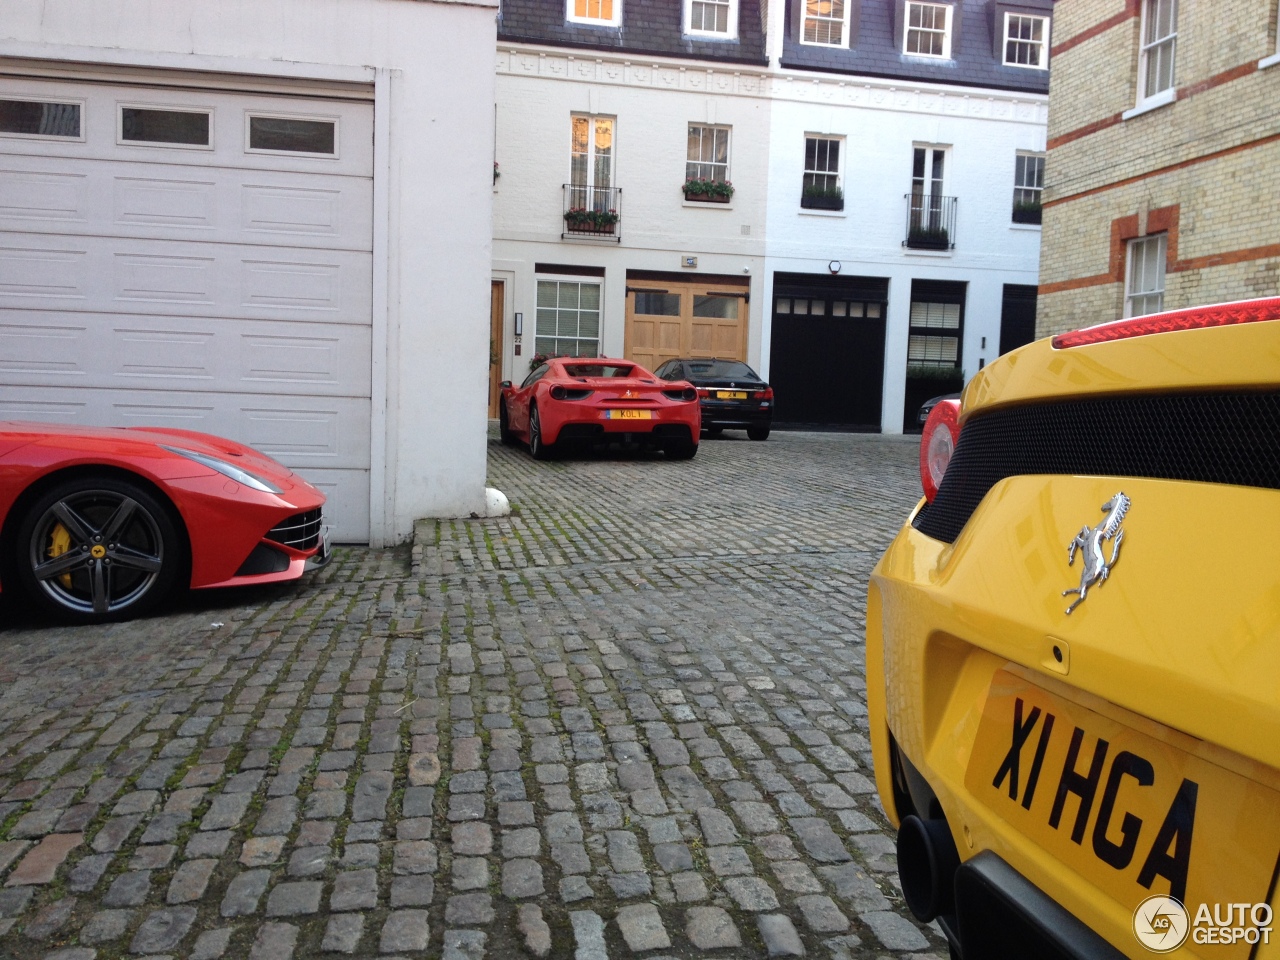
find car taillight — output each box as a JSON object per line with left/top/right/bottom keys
{"left": 662, "top": 387, "right": 697, "bottom": 402}
{"left": 755, "top": 387, "right": 774, "bottom": 400}
{"left": 1051, "top": 296, "right": 1280, "bottom": 348}
{"left": 696, "top": 387, "right": 712, "bottom": 398}
{"left": 919, "top": 398, "right": 961, "bottom": 502}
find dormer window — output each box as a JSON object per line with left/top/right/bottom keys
{"left": 1003, "top": 13, "right": 1049, "bottom": 68}
{"left": 904, "top": 2, "right": 952, "bottom": 59}
{"left": 686, "top": 0, "right": 737, "bottom": 37}
{"left": 567, "top": 0, "right": 620, "bottom": 27}
{"left": 802, "top": 0, "right": 850, "bottom": 47}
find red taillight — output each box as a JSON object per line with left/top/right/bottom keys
{"left": 756, "top": 387, "right": 775, "bottom": 400}
{"left": 1051, "top": 296, "right": 1280, "bottom": 349}
{"left": 919, "top": 398, "right": 961, "bottom": 502}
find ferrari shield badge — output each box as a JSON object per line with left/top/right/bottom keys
{"left": 1062, "top": 492, "right": 1130, "bottom": 614}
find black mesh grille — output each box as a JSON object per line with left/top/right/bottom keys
{"left": 913, "top": 391, "right": 1280, "bottom": 544}
{"left": 266, "top": 509, "right": 323, "bottom": 551}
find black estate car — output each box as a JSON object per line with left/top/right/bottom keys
{"left": 655, "top": 358, "right": 773, "bottom": 440}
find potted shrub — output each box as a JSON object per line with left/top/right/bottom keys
{"left": 906, "top": 225, "right": 951, "bottom": 249}
{"left": 683, "top": 177, "right": 734, "bottom": 203}
{"left": 1012, "top": 199, "right": 1042, "bottom": 224}
{"left": 564, "top": 207, "right": 620, "bottom": 234}
{"left": 801, "top": 184, "right": 844, "bottom": 211}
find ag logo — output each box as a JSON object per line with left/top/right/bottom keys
{"left": 1134, "top": 896, "right": 1189, "bottom": 952}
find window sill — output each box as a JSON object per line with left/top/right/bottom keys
{"left": 1009, "top": 222, "right": 1041, "bottom": 232}
{"left": 1122, "top": 88, "right": 1176, "bottom": 121}
{"left": 682, "top": 199, "right": 734, "bottom": 210}
{"left": 798, "top": 207, "right": 846, "bottom": 218}
{"left": 902, "top": 245, "right": 953, "bottom": 257}
{"left": 1258, "top": 51, "right": 1280, "bottom": 70}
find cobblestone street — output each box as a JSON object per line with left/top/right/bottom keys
{"left": 0, "top": 428, "right": 946, "bottom": 960}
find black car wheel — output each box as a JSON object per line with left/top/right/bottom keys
{"left": 528, "top": 404, "right": 554, "bottom": 461}
{"left": 704, "top": 426, "right": 724, "bottom": 436}
{"left": 499, "top": 400, "right": 514, "bottom": 445}
{"left": 663, "top": 438, "right": 698, "bottom": 460}
{"left": 15, "top": 476, "right": 183, "bottom": 623}
{"left": 747, "top": 427, "right": 771, "bottom": 441}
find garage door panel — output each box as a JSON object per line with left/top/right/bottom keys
{"left": 0, "top": 77, "right": 374, "bottom": 177}
{"left": 0, "top": 386, "right": 370, "bottom": 466}
{"left": 1, "top": 313, "right": 371, "bottom": 396}
{"left": 0, "top": 234, "right": 371, "bottom": 321}
{"left": 0, "top": 156, "right": 372, "bottom": 250}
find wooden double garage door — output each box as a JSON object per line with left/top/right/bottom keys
{"left": 0, "top": 69, "right": 374, "bottom": 540}
{"left": 624, "top": 274, "right": 749, "bottom": 371}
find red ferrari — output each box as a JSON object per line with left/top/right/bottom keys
{"left": 0, "top": 422, "right": 329, "bottom": 623}
{"left": 499, "top": 357, "right": 701, "bottom": 460}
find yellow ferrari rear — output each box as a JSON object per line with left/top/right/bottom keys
{"left": 867, "top": 302, "right": 1280, "bottom": 959}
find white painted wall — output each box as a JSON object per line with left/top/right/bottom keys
{"left": 0, "top": 0, "right": 498, "bottom": 544}
{"left": 763, "top": 80, "right": 1048, "bottom": 431}
{"left": 495, "top": 43, "right": 1046, "bottom": 433}
{"left": 494, "top": 50, "right": 771, "bottom": 376}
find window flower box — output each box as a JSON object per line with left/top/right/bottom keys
{"left": 683, "top": 178, "right": 734, "bottom": 203}
{"left": 801, "top": 185, "right": 844, "bottom": 211}
{"left": 564, "top": 207, "right": 619, "bottom": 234}
{"left": 1012, "top": 200, "right": 1042, "bottom": 224}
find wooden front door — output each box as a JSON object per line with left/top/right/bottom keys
{"left": 488, "top": 280, "right": 504, "bottom": 418}
{"left": 624, "top": 278, "right": 748, "bottom": 372}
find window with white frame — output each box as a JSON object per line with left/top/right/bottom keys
{"left": 570, "top": 115, "right": 614, "bottom": 211}
{"left": 1012, "top": 152, "right": 1044, "bottom": 222}
{"left": 907, "top": 301, "right": 962, "bottom": 367}
{"left": 1004, "top": 13, "right": 1049, "bottom": 68}
{"left": 1139, "top": 0, "right": 1177, "bottom": 100}
{"left": 686, "top": 124, "right": 730, "bottom": 182}
{"left": 802, "top": 136, "right": 843, "bottom": 205}
{"left": 686, "top": 0, "right": 736, "bottom": 36}
{"left": 802, "top": 0, "right": 849, "bottom": 47}
{"left": 1125, "top": 234, "right": 1166, "bottom": 317}
{"left": 904, "top": 2, "right": 952, "bottom": 58}
{"left": 536, "top": 279, "right": 602, "bottom": 357}
{"left": 567, "top": 0, "right": 620, "bottom": 26}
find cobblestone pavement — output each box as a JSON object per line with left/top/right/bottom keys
{"left": 0, "top": 428, "right": 946, "bottom": 960}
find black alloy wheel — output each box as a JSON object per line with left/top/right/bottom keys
{"left": 499, "top": 400, "right": 514, "bottom": 445}
{"left": 15, "top": 476, "right": 183, "bottom": 623}
{"left": 528, "top": 404, "right": 554, "bottom": 461}
{"left": 747, "top": 427, "right": 771, "bottom": 441}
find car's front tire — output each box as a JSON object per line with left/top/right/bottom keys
{"left": 499, "top": 400, "right": 515, "bottom": 446}
{"left": 15, "top": 475, "right": 184, "bottom": 623}
{"left": 528, "top": 404, "right": 555, "bottom": 461}
{"left": 747, "top": 426, "right": 771, "bottom": 441}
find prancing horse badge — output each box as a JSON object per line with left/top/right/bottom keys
{"left": 1062, "top": 492, "right": 1130, "bottom": 614}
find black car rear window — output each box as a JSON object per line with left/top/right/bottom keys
{"left": 563, "top": 364, "right": 634, "bottom": 379}
{"left": 685, "top": 360, "right": 757, "bottom": 379}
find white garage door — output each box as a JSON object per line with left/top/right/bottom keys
{"left": 0, "top": 69, "right": 374, "bottom": 541}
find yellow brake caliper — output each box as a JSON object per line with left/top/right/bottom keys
{"left": 48, "top": 523, "right": 73, "bottom": 588}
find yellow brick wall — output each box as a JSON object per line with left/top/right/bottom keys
{"left": 1039, "top": 0, "right": 1280, "bottom": 336}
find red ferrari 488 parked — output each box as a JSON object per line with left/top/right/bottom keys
{"left": 0, "top": 422, "right": 329, "bottom": 623}
{"left": 499, "top": 358, "right": 701, "bottom": 460}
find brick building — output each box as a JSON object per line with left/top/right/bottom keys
{"left": 1038, "top": 0, "right": 1280, "bottom": 335}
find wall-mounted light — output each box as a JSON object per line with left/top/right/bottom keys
{"left": 828, "top": 260, "right": 842, "bottom": 274}
{"left": 513, "top": 312, "right": 523, "bottom": 337}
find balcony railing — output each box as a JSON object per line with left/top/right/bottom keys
{"left": 904, "top": 193, "right": 957, "bottom": 250}
{"left": 563, "top": 184, "right": 621, "bottom": 241}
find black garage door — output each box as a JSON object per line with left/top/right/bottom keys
{"left": 769, "top": 274, "right": 888, "bottom": 430}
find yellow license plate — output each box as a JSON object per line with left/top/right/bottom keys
{"left": 716, "top": 391, "right": 747, "bottom": 400}
{"left": 965, "top": 669, "right": 1280, "bottom": 956}
{"left": 607, "top": 409, "right": 651, "bottom": 420}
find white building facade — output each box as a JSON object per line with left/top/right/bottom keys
{"left": 493, "top": 0, "right": 1050, "bottom": 433}
{"left": 0, "top": 0, "right": 499, "bottom": 544}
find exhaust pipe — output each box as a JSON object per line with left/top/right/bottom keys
{"left": 897, "top": 815, "right": 961, "bottom": 922}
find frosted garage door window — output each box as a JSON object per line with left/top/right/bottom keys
{"left": 536, "top": 280, "right": 602, "bottom": 357}
{"left": 0, "top": 99, "right": 81, "bottom": 138}
{"left": 249, "top": 116, "right": 337, "bottom": 155}
{"left": 121, "top": 107, "right": 211, "bottom": 146}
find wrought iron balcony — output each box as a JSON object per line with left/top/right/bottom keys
{"left": 904, "top": 194, "right": 957, "bottom": 250}
{"left": 563, "top": 184, "right": 621, "bottom": 241}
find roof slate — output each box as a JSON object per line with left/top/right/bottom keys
{"left": 498, "top": 0, "right": 768, "bottom": 65}
{"left": 781, "top": 0, "right": 1052, "bottom": 93}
